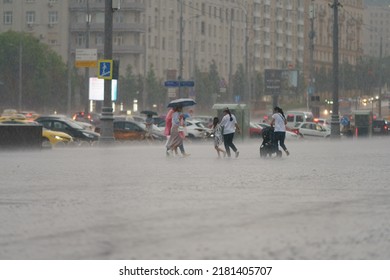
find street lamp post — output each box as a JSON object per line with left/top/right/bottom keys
{"left": 308, "top": 1, "right": 316, "bottom": 113}
{"left": 330, "top": 0, "right": 341, "bottom": 138}
{"left": 99, "top": 0, "right": 115, "bottom": 143}
{"left": 179, "top": 0, "right": 184, "bottom": 97}
{"left": 18, "top": 40, "right": 23, "bottom": 112}
{"left": 84, "top": 0, "right": 91, "bottom": 114}
{"left": 378, "top": 36, "right": 383, "bottom": 119}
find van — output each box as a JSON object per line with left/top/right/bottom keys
{"left": 285, "top": 111, "right": 314, "bottom": 128}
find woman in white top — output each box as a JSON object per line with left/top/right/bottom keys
{"left": 219, "top": 108, "right": 240, "bottom": 158}
{"left": 270, "top": 106, "right": 290, "bottom": 156}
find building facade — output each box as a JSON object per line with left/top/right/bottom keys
{"left": 1, "top": 0, "right": 367, "bottom": 113}
{"left": 0, "top": 0, "right": 69, "bottom": 60}
{"left": 363, "top": 3, "right": 390, "bottom": 58}
{"left": 253, "top": 0, "right": 305, "bottom": 72}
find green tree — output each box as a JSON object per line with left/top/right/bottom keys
{"left": 0, "top": 31, "right": 68, "bottom": 112}
{"left": 232, "top": 63, "right": 245, "bottom": 102}
{"left": 251, "top": 70, "right": 264, "bottom": 101}
{"left": 145, "top": 64, "right": 166, "bottom": 110}
{"left": 118, "top": 64, "right": 139, "bottom": 111}
{"left": 193, "top": 60, "right": 221, "bottom": 110}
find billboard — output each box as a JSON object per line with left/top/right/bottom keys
{"left": 264, "top": 69, "right": 298, "bottom": 95}
{"left": 89, "top": 77, "right": 117, "bottom": 101}
{"left": 264, "top": 69, "right": 282, "bottom": 95}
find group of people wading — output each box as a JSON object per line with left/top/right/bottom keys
{"left": 164, "top": 106, "right": 289, "bottom": 158}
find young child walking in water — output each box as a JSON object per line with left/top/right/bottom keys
{"left": 212, "top": 117, "right": 226, "bottom": 158}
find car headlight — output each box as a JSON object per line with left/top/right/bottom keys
{"left": 82, "top": 132, "right": 96, "bottom": 138}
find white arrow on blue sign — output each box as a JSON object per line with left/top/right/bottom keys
{"left": 164, "top": 80, "right": 195, "bottom": 87}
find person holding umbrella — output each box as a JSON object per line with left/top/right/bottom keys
{"left": 165, "top": 106, "right": 189, "bottom": 157}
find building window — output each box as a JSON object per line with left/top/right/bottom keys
{"left": 48, "top": 11, "right": 58, "bottom": 24}
{"left": 114, "top": 12, "right": 124, "bottom": 24}
{"left": 3, "top": 11, "right": 12, "bottom": 25}
{"left": 76, "top": 33, "right": 85, "bottom": 46}
{"left": 95, "top": 33, "right": 104, "bottom": 46}
{"left": 26, "top": 11, "right": 35, "bottom": 24}
{"left": 3, "top": 0, "right": 13, "bottom": 3}
{"left": 113, "top": 35, "right": 124, "bottom": 46}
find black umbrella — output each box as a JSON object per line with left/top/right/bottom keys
{"left": 140, "top": 110, "right": 158, "bottom": 116}
{"left": 167, "top": 98, "right": 196, "bottom": 108}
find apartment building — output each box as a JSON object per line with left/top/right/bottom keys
{"left": 1, "top": 0, "right": 366, "bottom": 107}
{"left": 363, "top": 3, "right": 390, "bottom": 58}
{"left": 253, "top": 0, "right": 305, "bottom": 72}
{"left": 312, "top": 0, "right": 363, "bottom": 69}
{"left": 0, "top": 0, "right": 69, "bottom": 60}
{"left": 143, "top": 0, "right": 248, "bottom": 83}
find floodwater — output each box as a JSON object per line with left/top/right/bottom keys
{"left": 1, "top": 136, "right": 390, "bottom": 260}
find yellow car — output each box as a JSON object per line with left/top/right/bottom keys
{"left": 0, "top": 118, "right": 73, "bottom": 147}
{"left": 42, "top": 128, "right": 73, "bottom": 146}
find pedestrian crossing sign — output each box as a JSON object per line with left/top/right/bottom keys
{"left": 98, "top": 59, "right": 113, "bottom": 80}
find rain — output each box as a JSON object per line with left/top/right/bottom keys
{"left": 1, "top": 137, "right": 390, "bottom": 260}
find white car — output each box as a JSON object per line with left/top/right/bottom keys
{"left": 184, "top": 119, "right": 212, "bottom": 139}
{"left": 294, "top": 122, "right": 330, "bottom": 138}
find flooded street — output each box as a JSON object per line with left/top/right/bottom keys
{"left": 1, "top": 137, "right": 390, "bottom": 260}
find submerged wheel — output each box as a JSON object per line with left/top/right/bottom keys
{"left": 260, "top": 146, "right": 266, "bottom": 157}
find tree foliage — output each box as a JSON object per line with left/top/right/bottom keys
{"left": 0, "top": 31, "right": 68, "bottom": 112}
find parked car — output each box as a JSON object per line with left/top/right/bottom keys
{"left": 372, "top": 119, "right": 389, "bottom": 135}
{"left": 294, "top": 122, "right": 330, "bottom": 138}
{"left": 35, "top": 116, "right": 100, "bottom": 143}
{"left": 184, "top": 119, "right": 212, "bottom": 139}
{"left": 286, "top": 111, "right": 314, "bottom": 129}
{"left": 249, "top": 122, "right": 262, "bottom": 138}
{"left": 0, "top": 119, "right": 73, "bottom": 147}
{"left": 72, "top": 111, "right": 101, "bottom": 127}
{"left": 191, "top": 116, "right": 214, "bottom": 128}
{"left": 257, "top": 122, "right": 302, "bottom": 140}
{"left": 113, "top": 120, "right": 166, "bottom": 141}
{"left": 42, "top": 128, "right": 74, "bottom": 147}
{"left": 314, "top": 118, "right": 331, "bottom": 128}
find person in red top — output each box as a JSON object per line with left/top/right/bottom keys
{"left": 164, "top": 107, "right": 189, "bottom": 157}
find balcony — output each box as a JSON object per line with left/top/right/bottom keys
{"left": 69, "top": 1, "right": 145, "bottom": 12}
{"left": 70, "top": 22, "right": 145, "bottom": 33}
{"left": 71, "top": 44, "right": 144, "bottom": 55}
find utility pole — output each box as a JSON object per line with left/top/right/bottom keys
{"left": 330, "top": 0, "right": 341, "bottom": 138}
{"left": 18, "top": 40, "right": 23, "bottom": 112}
{"left": 244, "top": 10, "right": 249, "bottom": 104}
{"left": 179, "top": 0, "right": 184, "bottom": 97}
{"left": 378, "top": 36, "right": 383, "bottom": 118}
{"left": 99, "top": 0, "right": 115, "bottom": 143}
{"left": 85, "top": 0, "right": 91, "bottom": 114}
{"left": 308, "top": 1, "right": 315, "bottom": 113}
{"left": 229, "top": 14, "right": 233, "bottom": 102}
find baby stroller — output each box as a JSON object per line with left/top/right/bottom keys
{"left": 259, "top": 126, "right": 282, "bottom": 158}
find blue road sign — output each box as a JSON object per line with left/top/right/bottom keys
{"left": 307, "top": 85, "right": 315, "bottom": 96}
{"left": 98, "top": 60, "right": 113, "bottom": 79}
{"left": 164, "top": 80, "right": 180, "bottom": 87}
{"left": 164, "top": 80, "right": 195, "bottom": 87}
{"left": 180, "top": 80, "right": 195, "bottom": 87}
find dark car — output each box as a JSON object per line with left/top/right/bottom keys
{"left": 372, "top": 119, "right": 389, "bottom": 135}
{"left": 35, "top": 116, "right": 100, "bottom": 143}
{"left": 72, "top": 111, "right": 101, "bottom": 127}
{"left": 113, "top": 120, "right": 166, "bottom": 141}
